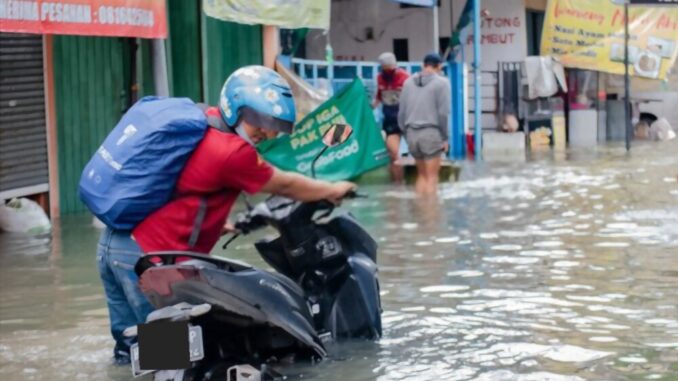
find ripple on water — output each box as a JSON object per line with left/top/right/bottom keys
{"left": 499, "top": 230, "right": 530, "bottom": 238}
{"left": 594, "top": 241, "right": 631, "bottom": 248}
{"left": 430, "top": 307, "right": 457, "bottom": 314}
{"left": 519, "top": 250, "right": 551, "bottom": 257}
{"left": 447, "top": 270, "right": 484, "bottom": 277}
{"left": 491, "top": 273, "right": 518, "bottom": 279}
{"left": 472, "top": 370, "right": 586, "bottom": 381}
{"left": 589, "top": 336, "right": 618, "bottom": 343}
{"left": 400, "top": 306, "right": 426, "bottom": 312}
{"left": 566, "top": 295, "right": 612, "bottom": 303}
{"left": 643, "top": 342, "right": 678, "bottom": 348}
{"left": 553, "top": 261, "right": 580, "bottom": 268}
{"left": 435, "top": 236, "right": 460, "bottom": 243}
{"left": 534, "top": 241, "right": 564, "bottom": 248}
{"left": 618, "top": 356, "right": 648, "bottom": 364}
{"left": 483, "top": 256, "right": 539, "bottom": 265}
{"left": 420, "top": 285, "right": 470, "bottom": 293}
{"left": 480, "top": 233, "right": 500, "bottom": 240}
{"left": 414, "top": 241, "right": 434, "bottom": 246}
{"left": 606, "top": 222, "right": 638, "bottom": 229}
{"left": 448, "top": 342, "right": 613, "bottom": 364}
{"left": 491, "top": 244, "right": 523, "bottom": 251}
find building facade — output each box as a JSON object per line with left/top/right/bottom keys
{"left": 1, "top": 0, "right": 264, "bottom": 216}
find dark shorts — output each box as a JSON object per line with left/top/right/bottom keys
{"left": 382, "top": 117, "right": 402, "bottom": 136}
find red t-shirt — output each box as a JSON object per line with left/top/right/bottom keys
{"left": 132, "top": 128, "right": 274, "bottom": 254}
{"left": 376, "top": 68, "right": 409, "bottom": 120}
{"left": 376, "top": 68, "right": 409, "bottom": 105}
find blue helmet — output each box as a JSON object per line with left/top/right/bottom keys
{"left": 219, "top": 65, "right": 296, "bottom": 134}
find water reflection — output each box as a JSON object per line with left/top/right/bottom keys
{"left": 1, "top": 141, "right": 678, "bottom": 380}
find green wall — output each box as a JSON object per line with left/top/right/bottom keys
{"left": 53, "top": 36, "right": 129, "bottom": 214}
{"left": 166, "top": 0, "right": 263, "bottom": 104}
{"left": 201, "top": 13, "right": 263, "bottom": 105}
{"left": 167, "top": 0, "right": 202, "bottom": 100}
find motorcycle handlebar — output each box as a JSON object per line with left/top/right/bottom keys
{"left": 232, "top": 191, "right": 367, "bottom": 237}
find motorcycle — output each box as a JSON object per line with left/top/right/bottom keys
{"left": 125, "top": 124, "right": 382, "bottom": 380}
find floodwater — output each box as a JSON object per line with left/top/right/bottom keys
{"left": 1, "top": 141, "right": 677, "bottom": 381}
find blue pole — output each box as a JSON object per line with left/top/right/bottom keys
{"left": 447, "top": 64, "right": 454, "bottom": 158}
{"left": 473, "top": 0, "right": 481, "bottom": 159}
{"left": 448, "top": 62, "right": 465, "bottom": 159}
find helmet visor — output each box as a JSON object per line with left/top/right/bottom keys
{"left": 240, "top": 107, "right": 294, "bottom": 135}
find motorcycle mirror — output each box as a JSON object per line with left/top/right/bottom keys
{"left": 311, "top": 124, "right": 354, "bottom": 179}
{"left": 322, "top": 123, "right": 353, "bottom": 148}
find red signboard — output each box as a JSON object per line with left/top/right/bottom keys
{"left": 0, "top": 0, "right": 167, "bottom": 39}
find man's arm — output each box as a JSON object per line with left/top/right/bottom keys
{"left": 372, "top": 88, "right": 382, "bottom": 109}
{"left": 398, "top": 81, "right": 409, "bottom": 130}
{"left": 260, "top": 168, "right": 355, "bottom": 204}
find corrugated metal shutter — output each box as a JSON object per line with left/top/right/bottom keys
{"left": 0, "top": 33, "right": 48, "bottom": 199}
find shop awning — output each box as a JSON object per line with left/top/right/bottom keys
{"left": 0, "top": 0, "right": 167, "bottom": 39}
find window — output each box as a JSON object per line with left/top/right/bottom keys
{"left": 393, "top": 39, "right": 409, "bottom": 61}
{"left": 439, "top": 37, "right": 450, "bottom": 56}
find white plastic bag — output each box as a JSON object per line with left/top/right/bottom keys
{"left": 525, "top": 56, "right": 568, "bottom": 99}
{"left": 0, "top": 198, "right": 52, "bottom": 234}
{"left": 650, "top": 118, "right": 676, "bottom": 141}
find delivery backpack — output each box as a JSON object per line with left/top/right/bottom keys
{"left": 78, "top": 96, "right": 209, "bottom": 230}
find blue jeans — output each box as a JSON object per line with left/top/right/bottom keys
{"left": 97, "top": 227, "right": 154, "bottom": 357}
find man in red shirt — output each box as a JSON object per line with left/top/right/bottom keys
{"left": 372, "top": 52, "right": 409, "bottom": 183}
{"left": 131, "top": 115, "right": 351, "bottom": 254}
{"left": 96, "top": 66, "right": 354, "bottom": 365}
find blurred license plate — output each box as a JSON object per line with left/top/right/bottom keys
{"left": 131, "top": 325, "right": 204, "bottom": 377}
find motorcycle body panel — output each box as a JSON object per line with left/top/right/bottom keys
{"left": 138, "top": 254, "right": 326, "bottom": 360}
{"left": 254, "top": 212, "right": 382, "bottom": 340}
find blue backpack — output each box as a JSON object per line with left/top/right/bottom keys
{"left": 79, "top": 96, "right": 209, "bottom": 230}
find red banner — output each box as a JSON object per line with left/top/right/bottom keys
{"left": 0, "top": 0, "right": 167, "bottom": 39}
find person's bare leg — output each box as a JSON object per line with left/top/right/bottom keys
{"left": 386, "top": 134, "right": 403, "bottom": 184}
{"left": 414, "top": 159, "right": 427, "bottom": 194}
{"left": 423, "top": 155, "right": 442, "bottom": 194}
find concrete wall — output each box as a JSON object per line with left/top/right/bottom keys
{"left": 606, "top": 72, "right": 678, "bottom": 130}
{"left": 636, "top": 92, "right": 678, "bottom": 130}
{"left": 307, "top": 0, "right": 528, "bottom": 70}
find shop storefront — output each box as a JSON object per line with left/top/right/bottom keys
{"left": 1, "top": 0, "right": 264, "bottom": 216}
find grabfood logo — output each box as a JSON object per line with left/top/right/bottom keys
{"left": 297, "top": 139, "right": 359, "bottom": 173}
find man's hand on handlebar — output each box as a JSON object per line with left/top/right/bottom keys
{"left": 328, "top": 181, "right": 358, "bottom": 205}
{"left": 221, "top": 220, "right": 239, "bottom": 235}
